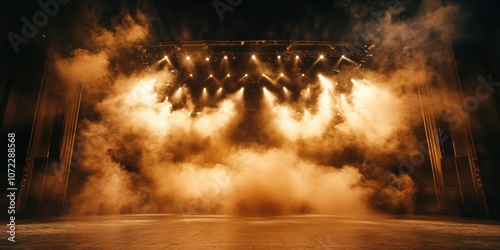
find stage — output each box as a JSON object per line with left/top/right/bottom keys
{"left": 5, "top": 215, "right": 500, "bottom": 249}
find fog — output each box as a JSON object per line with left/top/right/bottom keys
{"left": 52, "top": 0, "right": 462, "bottom": 216}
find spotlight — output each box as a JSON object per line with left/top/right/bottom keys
{"left": 209, "top": 74, "right": 213, "bottom": 78}
{"left": 244, "top": 74, "right": 248, "bottom": 77}
{"left": 189, "top": 74, "right": 193, "bottom": 77}
{"left": 205, "top": 57, "right": 209, "bottom": 61}
{"left": 219, "top": 87, "right": 223, "bottom": 91}
{"left": 341, "top": 55, "right": 345, "bottom": 58}
{"left": 302, "top": 74, "right": 305, "bottom": 77}
{"left": 277, "top": 55, "right": 281, "bottom": 59}
{"left": 365, "top": 44, "right": 376, "bottom": 51}
{"left": 163, "top": 56, "right": 168, "bottom": 60}
{"left": 224, "top": 55, "right": 228, "bottom": 59}
{"left": 227, "top": 73, "right": 231, "bottom": 77}
{"left": 295, "top": 55, "right": 299, "bottom": 59}
{"left": 320, "top": 55, "right": 324, "bottom": 59}
{"left": 262, "top": 74, "right": 266, "bottom": 77}
{"left": 186, "top": 56, "right": 191, "bottom": 60}
{"left": 252, "top": 55, "right": 256, "bottom": 60}
{"left": 318, "top": 74, "right": 322, "bottom": 77}
{"left": 280, "top": 73, "right": 284, "bottom": 77}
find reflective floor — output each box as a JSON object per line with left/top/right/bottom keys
{"left": 3, "top": 214, "right": 500, "bottom": 249}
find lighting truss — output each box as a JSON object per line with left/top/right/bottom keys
{"left": 135, "top": 40, "right": 374, "bottom": 70}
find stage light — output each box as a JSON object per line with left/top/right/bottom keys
{"left": 224, "top": 55, "right": 228, "bottom": 59}
{"left": 320, "top": 55, "right": 324, "bottom": 59}
{"left": 307, "top": 88, "right": 310, "bottom": 92}
{"left": 280, "top": 73, "right": 284, "bottom": 77}
{"left": 252, "top": 55, "right": 256, "bottom": 60}
{"left": 277, "top": 55, "right": 281, "bottom": 59}
{"left": 318, "top": 74, "right": 322, "bottom": 77}
{"left": 283, "top": 87, "right": 290, "bottom": 97}
{"left": 295, "top": 55, "right": 299, "bottom": 59}
{"left": 262, "top": 87, "right": 275, "bottom": 103}
{"left": 210, "top": 74, "right": 213, "bottom": 78}
{"left": 227, "top": 73, "right": 231, "bottom": 77}
{"left": 244, "top": 74, "right": 248, "bottom": 77}
{"left": 341, "top": 55, "right": 345, "bottom": 58}
{"left": 302, "top": 74, "right": 305, "bottom": 77}
{"left": 186, "top": 56, "right": 191, "bottom": 60}
{"left": 205, "top": 57, "right": 209, "bottom": 61}
{"left": 164, "top": 56, "right": 168, "bottom": 60}
{"left": 189, "top": 74, "right": 193, "bottom": 77}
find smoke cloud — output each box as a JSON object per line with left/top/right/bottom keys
{"left": 52, "top": 0, "right": 463, "bottom": 216}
